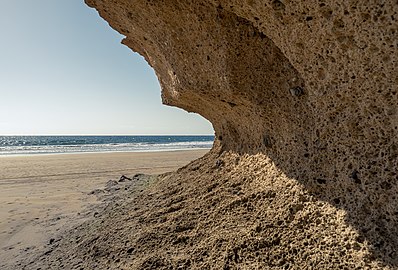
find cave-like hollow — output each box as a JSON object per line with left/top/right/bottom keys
{"left": 78, "top": 0, "right": 398, "bottom": 268}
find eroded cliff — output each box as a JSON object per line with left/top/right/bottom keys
{"left": 32, "top": 0, "right": 398, "bottom": 269}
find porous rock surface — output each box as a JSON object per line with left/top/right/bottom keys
{"left": 39, "top": 0, "right": 398, "bottom": 269}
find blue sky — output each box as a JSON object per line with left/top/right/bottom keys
{"left": 0, "top": 1, "right": 213, "bottom": 135}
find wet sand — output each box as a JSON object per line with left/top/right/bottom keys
{"left": 0, "top": 150, "right": 208, "bottom": 269}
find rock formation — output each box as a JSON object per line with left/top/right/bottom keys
{"left": 35, "top": 0, "right": 398, "bottom": 268}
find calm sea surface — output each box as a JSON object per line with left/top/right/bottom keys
{"left": 0, "top": 136, "right": 214, "bottom": 156}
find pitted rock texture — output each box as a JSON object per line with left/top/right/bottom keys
{"left": 76, "top": 0, "right": 396, "bottom": 268}
{"left": 26, "top": 154, "right": 393, "bottom": 269}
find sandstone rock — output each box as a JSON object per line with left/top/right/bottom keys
{"left": 119, "top": 175, "right": 132, "bottom": 182}
{"left": 78, "top": 0, "right": 397, "bottom": 268}
{"left": 105, "top": 180, "right": 118, "bottom": 187}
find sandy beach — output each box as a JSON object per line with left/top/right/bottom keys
{"left": 0, "top": 150, "right": 208, "bottom": 269}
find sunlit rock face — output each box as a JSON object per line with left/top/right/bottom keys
{"left": 86, "top": 0, "right": 397, "bottom": 268}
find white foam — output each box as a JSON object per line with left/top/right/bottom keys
{"left": 0, "top": 141, "right": 214, "bottom": 156}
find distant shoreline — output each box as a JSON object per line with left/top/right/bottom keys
{"left": 0, "top": 135, "right": 214, "bottom": 156}
{"left": 0, "top": 147, "right": 212, "bottom": 158}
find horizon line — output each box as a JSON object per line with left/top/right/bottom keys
{"left": 0, "top": 134, "right": 215, "bottom": 136}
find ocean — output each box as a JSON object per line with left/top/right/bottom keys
{"left": 0, "top": 135, "right": 214, "bottom": 156}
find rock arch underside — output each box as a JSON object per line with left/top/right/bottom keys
{"left": 35, "top": 0, "right": 397, "bottom": 269}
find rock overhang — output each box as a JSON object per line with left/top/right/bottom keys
{"left": 84, "top": 0, "right": 398, "bottom": 267}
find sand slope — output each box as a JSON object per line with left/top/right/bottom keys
{"left": 23, "top": 149, "right": 392, "bottom": 269}
{"left": 0, "top": 150, "right": 208, "bottom": 269}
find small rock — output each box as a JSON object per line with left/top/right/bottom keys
{"left": 106, "top": 180, "right": 118, "bottom": 187}
{"left": 119, "top": 175, "right": 132, "bottom": 182}
{"left": 88, "top": 189, "right": 105, "bottom": 195}
{"left": 49, "top": 238, "right": 55, "bottom": 245}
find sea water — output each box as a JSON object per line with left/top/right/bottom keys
{"left": 0, "top": 136, "right": 214, "bottom": 156}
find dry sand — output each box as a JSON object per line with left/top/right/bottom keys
{"left": 0, "top": 150, "right": 208, "bottom": 269}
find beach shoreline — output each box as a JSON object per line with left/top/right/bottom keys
{"left": 0, "top": 147, "right": 212, "bottom": 158}
{"left": 0, "top": 135, "right": 214, "bottom": 156}
{"left": 0, "top": 149, "right": 208, "bottom": 269}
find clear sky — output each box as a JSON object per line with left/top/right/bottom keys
{"left": 0, "top": 1, "right": 214, "bottom": 135}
